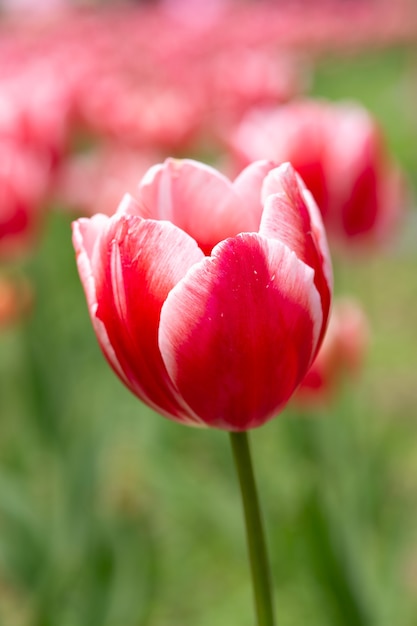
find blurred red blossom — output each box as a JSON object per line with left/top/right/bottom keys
{"left": 227, "top": 100, "right": 405, "bottom": 250}
{"left": 73, "top": 159, "right": 332, "bottom": 430}
{"left": 0, "top": 68, "right": 71, "bottom": 172}
{"left": 1, "top": 0, "right": 414, "bottom": 170}
{"left": 0, "top": 139, "right": 50, "bottom": 260}
{"left": 55, "top": 144, "right": 161, "bottom": 217}
{"left": 78, "top": 77, "right": 205, "bottom": 153}
{"left": 0, "top": 0, "right": 70, "bottom": 17}
{"left": 0, "top": 4, "right": 306, "bottom": 156}
{"left": 294, "top": 297, "right": 370, "bottom": 407}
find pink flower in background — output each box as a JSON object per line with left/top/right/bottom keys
{"left": 0, "top": 140, "right": 50, "bottom": 259}
{"left": 295, "top": 297, "right": 370, "bottom": 407}
{"left": 0, "top": 68, "right": 71, "bottom": 172}
{"left": 78, "top": 76, "right": 204, "bottom": 152}
{"left": 73, "top": 159, "right": 332, "bottom": 430}
{"left": 160, "top": 0, "right": 230, "bottom": 29}
{"left": 202, "top": 46, "right": 305, "bottom": 137}
{"left": 55, "top": 144, "right": 160, "bottom": 217}
{"left": 0, "top": 0, "right": 69, "bottom": 16}
{"left": 0, "top": 3, "right": 308, "bottom": 162}
{"left": 228, "top": 100, "right": 404, "bottom": 249}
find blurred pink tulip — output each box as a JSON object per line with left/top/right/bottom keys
{"left": 0, "top": 140, "right": 50, "bottom": 259}
{"left": 0, "top": 69, "right": 71, "bottom": 172}
{"left": 0, "top": 0, "right": 69, "bottom": 17}
{"left": 295, "top": 297, "right": 370, "bottom": 406}
{"left": 73, "top": 159, "right": 332, "bottom": 430}
{"left": 203, "top": 47, "right": 305, "bottom": 136}
{"left": 228, "top": 100, "right": 404, "bottom": 249}
{"left": 55, "top": 144, "right": 160, "bottom": 217}
{"left": 160, "top": 0, "right": 229, "bottom": 29}
{"left": 79, "top": 77, "right": 204, "bottom": 152}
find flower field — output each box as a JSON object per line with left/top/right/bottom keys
{"left": 0, "top": 2, "right": 417, "bottom": 625}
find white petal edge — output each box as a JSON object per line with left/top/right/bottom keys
{"left": 72, "top": 216, "right": 130, "bottom": 387}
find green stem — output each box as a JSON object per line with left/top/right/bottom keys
{"left": 229, "top": 431, "right": 276, "bottom": 626}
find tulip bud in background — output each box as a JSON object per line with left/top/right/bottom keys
{"left": 205, "top": 47, "right": 306, "bottom": 139}
{"left": 0, "top": 68, "right": 71, "bottom": 173}
{"left": 54, "top": 144, "right": 161, "bottom": 218}
{"left": 0, "top": 140, "right": 50, "bottom": 260}
{"left": 73, "top": 159, "right": 332, "bottom": 431}
{"left": 0, "top": 0, "right": 69, "bottom": 17}
{"left": 79, "top": 77, "right": 205, "bottom": 154}
{"left": 227, "top": 99, "right": 405, "bottom": 250}
{"left": 160, "top": 0, "right": 229, "bottom": 30}
{"left": 294, "top": 297, "right": 370, "bottom": 407}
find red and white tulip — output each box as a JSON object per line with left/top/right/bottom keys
{"left": 73, "top": 159, "right": 332, "bottom": 430}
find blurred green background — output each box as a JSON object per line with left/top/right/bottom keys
{"left": 1, "top": 25, "right": 417, "bottom": 626}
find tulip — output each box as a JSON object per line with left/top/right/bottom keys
{"left": 0, "top": 140, "right": 50, "bottom": 260}
{"left": 0, "top": 69, "right": 71, "bottom": 172}
{"left": 73, "top": 158, "right": 332, "bottom": 431}
{"left": 55, "top": 144, "right": 160, "bottom": 218}
{"left": 1, "top": 0, "right": 69, "bottom": 16}
{"left": 79, "top": 77, "right": 204, "bottom": 153}
{"left": 228, "top": 99, "right": 404, "bottom": 249}
{"left": 74, "top": 158, "right": 341, "bottom": 626}
{"left": 295, "top": 297, "right": 370, "bottom": 406}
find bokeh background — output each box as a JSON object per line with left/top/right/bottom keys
{"left": 1, "top": 0, "right": 417, "bottom": 624}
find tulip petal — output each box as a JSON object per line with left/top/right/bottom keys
{"left": 232, "top": 159, "right": 276, "bottom": 231}
{"left": 159, "top": 233, "right": 322, "bottom": 430}
{"left": 260, "top": 163, "right": 332, "bottom": 340}
{"left": 86, "top": 213, "right": 205, "bottom": 424}
{"left": 116, "top": 192, "right": 144, "bottom": 217}
{"left": 261, "top": 163, "right": 318, "bottom": 260}
{"left": 73, "top": 214, "right": 129, "bottom": 387}
{"left": 135, "top": 158, "right": 269, "bottom": 254}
